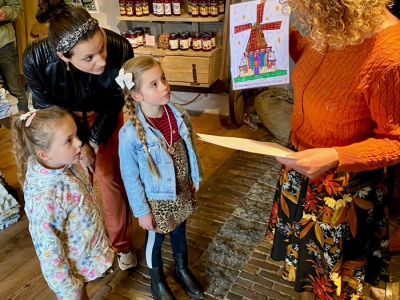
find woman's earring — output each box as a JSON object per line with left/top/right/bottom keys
{"left": 66, "top": 62, "right": 70, "bottom": 71}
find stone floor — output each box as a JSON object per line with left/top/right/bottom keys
{"left": 94, "top": 150, "right": 400, "bottom": 300}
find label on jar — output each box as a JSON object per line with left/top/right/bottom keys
{"left": 126, "top": 4, "right": 134, "bottom": 16}
{"left": 202, "top": 39, "right": 212, "bottom": 50}
{"left": 135, "top": 3, "right": 143, "bottom": 16}
{"left": 200, "top": 3, "right": 208, "bottom": 16}
{"left": 211, "top": 36, "right": 215, "bottom": 48}
{"left": 120, "top": 4, "right": 126, "bottom": 15}
{"left": 137, "top": 35, "right": 144, "bottom": 45}
{"left": 129, "top": 37, "right": 138, "bottom": 48}
{"left": 164, "top": 3, "right": 172, "bottom": 15}
{"left": 192, "top": 39, "right": 202, "bottom": 50}
{"left": 169, "top": 39, "right": 179, "bottom": 50}
{"left": 172, "top": 2, "right": 180, "bottom": 14}
{"left": 180, "top": 39, "right": 189, "bottom": 49}
{"left": 153, "top": 2, "right": 164, "bottom": 15}
{"left": 210, "top": 3, "right": 218, "bottom": 15}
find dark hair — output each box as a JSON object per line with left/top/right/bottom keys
{"left": 36, "top": 1, "right": 97, "bottom": 58}
{"left": 36, "top": 0, "right": 69, "bottom": 23}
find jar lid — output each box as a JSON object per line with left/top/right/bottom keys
{"left": 169, "top": 32, "right": 180, "bottom": 38}
{"left": 180, "top": 32, "right": 188, "bottom": 38}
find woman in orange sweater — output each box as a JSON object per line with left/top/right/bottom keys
{"left": 266, "top": 0, "right": 400, "bottom": 299}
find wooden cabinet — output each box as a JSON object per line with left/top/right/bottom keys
{"left": 116, "top": 10, "right": 225, "bottom": 87}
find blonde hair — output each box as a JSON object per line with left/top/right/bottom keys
{"left": 121, "top": 56, "right": 161, "bottom": 178}
{"left": 282, "top": 0, "right": 392, "bottom": 51}
{"left": 10, "top": 106, "right": 72, "bottom": 186}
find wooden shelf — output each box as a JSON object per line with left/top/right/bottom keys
{"left": 133, "top": 46, "right": 221, "bottom": 57}
{"left": 116, "top": 12, "right": 224, "bottom": 22}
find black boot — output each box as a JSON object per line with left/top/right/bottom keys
{"left": 173, "top": 253, "right": 204, "bottom": 299}
{"left": 149, "top": 267, "right": 177, "bottom": 300}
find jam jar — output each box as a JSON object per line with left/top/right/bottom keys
{"left": 210, "top": 0, "right": 218, "bottom": 16}
{"left": 217, "top": 0, "right": 224, "bottom": 14}
{"left": 142, "top": 0, "right": 150, "bottom": 15}
{"left": 192, "top": 33, "right": 202, "bottom": 51}
{"left": 182, "top": 31, "right": 192, "bottom": 47}
{"left": 201, "top": 32, "right": 212, "bottom": 51}
{"left": 119, "top": 0, "right": 126, "bottom": 16}
{"left": 135, "top": 0, "right": 143, "bottom": 16}
{"left": 126, "top": 0, "right": 134, "bottom": 16}
{"left": 135, "top": 30, "right": 144, "bottom": 46}
{"left": 209, "top": 31, "right": 216, "bottom": 48}
{"left": 191, "top": 0, "right": 199, "bottom": 17}
{"left": 199, "top": 0, "right": 208, "bottom": 17}
{"left": 153, "top": 0, "right": 164, "bottom": 16}
{"left": 169, "top": 32, "right": 180, "bottom": 50}
{"left": 172, "top": 0, "right": 181, "bottom": 15}
{"left": 179, "top": 32, "right": 190, "bottom": 50}
{"left": 164, "top": 0, "right": 172, "bottom": 16}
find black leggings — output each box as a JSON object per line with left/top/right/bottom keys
{"left": 145, "top": 220, "right": 188, "bottom": 268}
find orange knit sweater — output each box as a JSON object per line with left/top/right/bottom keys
{"left": 289, "top": 24, "right": 400, "bottom": 172}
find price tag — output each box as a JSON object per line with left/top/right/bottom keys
{"left": 145, "top": 35, "right": 156, "bottom": 47}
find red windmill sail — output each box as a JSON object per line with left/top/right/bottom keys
{"left": 234, "top": 0, "right": 282, "bottom": 52}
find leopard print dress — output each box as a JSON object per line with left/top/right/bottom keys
{"left": 147, "top": 138, "right": 198, "bottom": 234}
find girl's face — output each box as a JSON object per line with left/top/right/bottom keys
{"left": 39, "top": 115, "right": 82, "bottom": 169}
{"left": 133, "top": 64, "right": 171, "bottom": 115}
{"left": 60, "top": 30, "right": 107, "bottom": 75}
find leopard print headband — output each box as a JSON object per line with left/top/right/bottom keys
{"left": 56, "top": 18, "right": 99, "bottom": 54}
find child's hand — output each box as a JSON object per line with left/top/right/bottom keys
{"left": 190, "top": 182, "right": 198, "bottom": 194}
{"left": 139, "top": 213, "right": 155, "bottom": 231}
{"left": 79, "top": 144, "right": 96, "bottom": 177}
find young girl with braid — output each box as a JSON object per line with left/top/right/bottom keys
{"left": 117, "top": 56, "right": 204, "bottom": 300}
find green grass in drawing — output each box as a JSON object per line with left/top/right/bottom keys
{"left": 234, "top": 69, "right": 287, "bottom": 83}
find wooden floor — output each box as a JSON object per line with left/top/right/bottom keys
{"left": 0, "top": 104, "right": 271, "bottom": 300}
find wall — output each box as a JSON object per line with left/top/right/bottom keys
{"left": 92, "top": 0, "right": 127, "bottom": 33}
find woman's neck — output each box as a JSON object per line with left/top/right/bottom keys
{"left": 362, "top": 8, "right": 398, "bottom": 39}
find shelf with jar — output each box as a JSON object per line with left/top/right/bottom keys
{"left": 119, "top": 0, "right": 225, "bottom": 19}
{"left": 129, "top": 37, "right": 222, "bottom": 87}
{"left": 116, "top": 11, "right": 224, "bottom": 22}
{"left": 116, "top": 0, "right": 225, "bottom": 87}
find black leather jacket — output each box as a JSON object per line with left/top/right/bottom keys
{"left": 23, "top": 29, "right": 134, "bottom": 145}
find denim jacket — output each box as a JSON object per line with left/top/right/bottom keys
{"left": 119, "top": 103, "right": 202, "bottom": 218}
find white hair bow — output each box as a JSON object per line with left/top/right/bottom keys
{"left": 115, "top": 68, "right": 135, "bottom": 90}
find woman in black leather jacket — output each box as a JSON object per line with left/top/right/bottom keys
{"left": 23, "top": 2, "right": 137, "bottom": 271}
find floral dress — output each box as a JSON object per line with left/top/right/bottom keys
{"left": 23, "top": 159, "right": 114, "bottom": 300}
{"left": 266, "top": 155, "right": 390, "bottom": 300}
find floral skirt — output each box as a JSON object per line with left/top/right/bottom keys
{"left": 266, "top": 161, "right": 391, "bottom": 299}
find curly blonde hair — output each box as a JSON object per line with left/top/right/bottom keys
{"left": 282, "top": 0, "right": 393, "bottom": 50}
{"left": 120, "top": 56, "right": 161, "bottom": 178}
{"left": 10, "top": 106, "right": 72, "bottom": 186}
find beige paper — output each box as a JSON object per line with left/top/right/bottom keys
{"left": 197, "top": 133, "right": 293, "bottom": 158}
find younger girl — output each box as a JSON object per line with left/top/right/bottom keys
{"left": 118, "top": 56, "right": 204, "bottom": 300}
{"left": 11, "top": 106, "right": 114, "bottom": 300}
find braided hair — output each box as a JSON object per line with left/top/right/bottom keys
{"left": 120, "top": 56, "right": 161, "bottom": 178}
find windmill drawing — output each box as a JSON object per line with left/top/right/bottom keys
{"left": 234, "top": 0, "right": 282, "bottom": 77}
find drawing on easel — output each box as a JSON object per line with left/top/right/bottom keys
{"left": 230, "top": 0, "right": 289, "bottom": 90}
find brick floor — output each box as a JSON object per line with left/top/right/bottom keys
{"left": 96, "top": 154, "right": 400, "bottom": 300}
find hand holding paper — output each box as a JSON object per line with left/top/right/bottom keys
{"left": 275, "top": 148, "right": 339, "bottom": 179}
{"left": 196, "top": 133, "right": 293, "bottom": 158}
